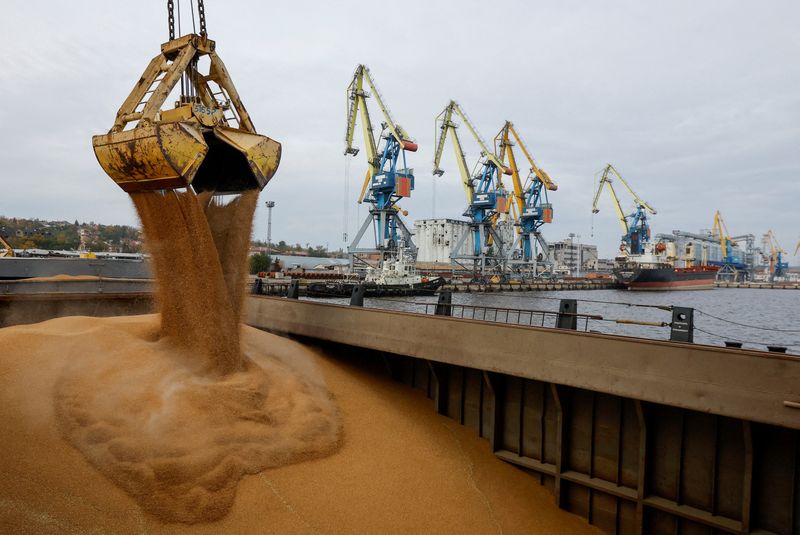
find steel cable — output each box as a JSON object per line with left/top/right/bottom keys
{"left": 481, "top": 292, "right": 674, "bottom": 311}
{"left": 695, "top": 308, "right": 800, "bottom": 333}
{"left": 693, "top": 325, "right": 800, "bottom": 350}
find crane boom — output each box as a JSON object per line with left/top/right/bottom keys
{"left": 433, "top": 103, "right": 473, "bottom": 200}
{"left": 450, "top": 102, "right": 507, "bottom": 171}
{"left": 345, "top": 65, "right": 411, "bottom": 156}
{"left": 592, "top": 167, "right": 631, "bottom": 235}
{"left": 507, "top": 123, "right": 557, "bottom": 192}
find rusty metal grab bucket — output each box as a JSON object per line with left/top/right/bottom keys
{"left": 92, "top": 34, "right": 280, "bottom": 194}
{"left": 92, "top": 122, "right": 281, "bottom": 194}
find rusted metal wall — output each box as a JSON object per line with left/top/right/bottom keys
{"left": 245, "top": 296, "right": 800, "bottom": 534}
{"left": 385, "top": 355, "right": 799, "bottom": 534}
{"left": 0, "top": 280, "right": 154, "bottom": 327}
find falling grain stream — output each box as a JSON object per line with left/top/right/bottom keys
{"left": 53, "top": 190, "right": 343, "bottom": 522}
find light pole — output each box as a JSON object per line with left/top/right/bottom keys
{"left": 265, "top": 201, "right": 275, "bottom": 253}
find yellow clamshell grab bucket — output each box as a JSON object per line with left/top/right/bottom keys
{"left": 92, "top": 34, "right": 280, "bottom": 194}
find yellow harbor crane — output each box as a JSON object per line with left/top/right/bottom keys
{"left": 344, "top": 65, "right": 417, "bottom": 262}
{"left": 711, "top": 211, "right": 739, "bottom": 265}
{"left": 495, "top": 121, "right": 557, "bottom": 265}
{"left": 591, "top": 164, "right": 656, "bottom": 255}
{"left": 432, "top": 101, "right": 512, "bottom": 275}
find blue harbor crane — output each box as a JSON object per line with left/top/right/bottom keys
{"left": 344, "top": 65, "right": 418, "bottom": 268}
{"left": 495, "top": 121, "right": 557, "bottom": 268}
{"left": 432, "top": 101, "right": 512, "bottom": 276}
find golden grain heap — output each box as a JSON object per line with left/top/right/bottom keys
{"left": 53, "top": 191, "right": 343, "bottom": 522}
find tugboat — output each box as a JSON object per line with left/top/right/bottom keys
{"left": 613, "top": 241, "right": 718, "bottom": 290}
{"left": 307, "top": 248, "right": 445, "bottom": 298}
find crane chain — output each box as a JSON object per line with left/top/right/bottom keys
{"left": 167, "top": 0, "right": 175, "bottom": 40}
{"left": 168, "top": 0, "right": 205, "bottom": 39}
{"left": 197, "top": 0, "right": 207, "bottom": 36}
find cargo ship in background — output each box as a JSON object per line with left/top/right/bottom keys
{"left": 612, "top": 241, "right": 719, "bottom": 290}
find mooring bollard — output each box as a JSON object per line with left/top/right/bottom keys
{"left": 251, "top": 278, "right": 263, "bottom": 295}
{"left": 767, "top": 346, "right": 788, "bottom": 353}
{"left": 350, "top": 283, "right": 365, "bottom": 307}
{"left": 670, "top": 307, "right": 694, "bottom": 343}
{"left": 724, "top": 341, "right": 743, "bottom": 349}
{"left": 287, "top": 279, "right": 300, "bottom": 299}
{"left": 556, "top": 299, "right": 578, "bottom": 330}
{"left": 435, "top": 290, "right": 452, "bottom": 316}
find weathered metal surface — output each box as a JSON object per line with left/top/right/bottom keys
{"left": 92, "top": 34, "right": 281, "bottom": 193}
{"left": 0, "top": 257, "right": 151, "bottom": 280}
{"left": 244, "top": 296, "right": 800, "bottom": 430}
{"left": 402, "top": 361, "right": 800, "bottom": 535}
{"left": 0, "top": 277, "right": 153, "bottom": 296}
{"left": 0, "top": 280, "right": 154, "bottom": 327}
{"left": 247, "top": 296, "right": 800, "bottom": 534}
{"left": 92, "top": 122, "right": 208, "bottom": 192}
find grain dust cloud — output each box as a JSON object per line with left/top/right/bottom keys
{"left": 53, "top": 190, "right": 342, "bottom": 523}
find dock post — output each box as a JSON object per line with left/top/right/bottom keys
{"left": 287, "top": 279, "right": 300, "bottom": 299}
{"left": 670, "top": 307, "right": 694, "bottom": 342}
{"left": 435, "top": 291, "right": 452, "bottom": 316}
{"left": 251, "top": 278, "right": 263, "bottom": 295}
{"left": 350, "top": 284, "right": 365, "bottom": 307}
{"left": 556, "top": 299, "right": 578, "bottom": 330}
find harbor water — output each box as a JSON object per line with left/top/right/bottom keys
{"left": 306, "top": 288, "right": 800, "bottom": 354}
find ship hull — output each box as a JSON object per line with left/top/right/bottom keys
{"left": 614, "top": 265, "right": 718, "bottom": 291}
{"left": 307, "top": 277, "right": 446, "bottom": 298}
{"left": 0, "top": 257, "right": 151, "bottom": 280}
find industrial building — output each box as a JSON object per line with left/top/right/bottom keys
{"left": 414, "top": 218, "right": 516, "bottom": 267}
{"left": 656, "top": 230, "right": 751, "bottom": 268}
{"left": 547, "top": 238, "right": 599, "bottom": 276}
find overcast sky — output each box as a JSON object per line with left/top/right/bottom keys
{"left": 1, "top": 1, "right": 798, "bottom": 258}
